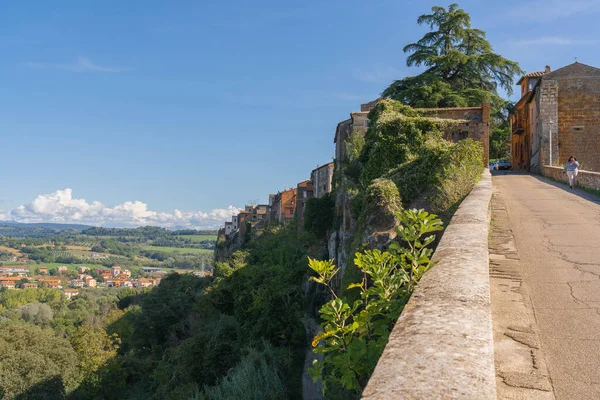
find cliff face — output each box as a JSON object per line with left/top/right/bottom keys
{"left": 214, "top": 228, "right": 243, "bottom": 262}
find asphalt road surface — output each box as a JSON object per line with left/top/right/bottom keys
{"left": 491, "top": 172, "right": 600, "bottom": 400}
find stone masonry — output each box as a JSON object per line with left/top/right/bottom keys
{"left": 537, "top": 80, "right": 559, "bottom": 168}
{"left": 535, "top": 62, "right": 600, "bottom": 172}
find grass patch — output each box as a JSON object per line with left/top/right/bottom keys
{"left": 175, "top": 235, "right": 217, "bottom": 242}
{"left": 142, "top": 245, "right": 213, "bottom": 254}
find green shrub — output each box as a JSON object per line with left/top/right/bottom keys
{"left": 308, "top": 209, "right": 443, "bottom": 396}
{"left": 360, "top": 110, "right": 459, "bottom": 182}
{"left": 429, "top": 139, "right": 483, "bottom": 213}
{"left": 198, "top": 343, "right": 286, "bottom": 400}
{"left": 388, "top": 138, "right": 483, "bottom": 214}
{"left": 364, "top": 178, "right": 402, "bottom": 212}
{"left": 304, "top": 194, "right": 335, "bottom": 239}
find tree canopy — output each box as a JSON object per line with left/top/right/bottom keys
{"left": 383, "top": 4, "right": 522, "bottom": 108}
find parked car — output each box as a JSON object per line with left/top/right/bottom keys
{"left": 488, "top": 161, "right": 498, "bottom": 170}
{"left": 497, "top": 160, "right": 512, "bottom": 170}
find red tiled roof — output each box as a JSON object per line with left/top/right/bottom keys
{"left": 517, "top": 71, "right": 547, "bottom": 84}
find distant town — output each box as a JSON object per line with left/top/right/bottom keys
{"left": 0, "top": 264, "right": 189, "bottom": 298}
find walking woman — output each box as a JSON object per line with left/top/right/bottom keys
{"left": 563, "top": 156, "right": 580, "bottom": 189}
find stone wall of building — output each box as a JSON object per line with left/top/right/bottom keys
{"left": 311, "top": 162, "right": 334, "bottom": 198}
{"left": 419, "top": 104, "right": 490, "bottom": 165}
{"left": 296, "top": 181, "right": 313, "bottom": 234}
{"left": 537, "top": 80, "right": 559, "bottom": 168}
{"left": 556, "top": 78, "right": 600, "bottom": 172}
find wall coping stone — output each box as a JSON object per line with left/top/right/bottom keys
{"left": 362, "top": 169, "right": 495, "bottom": 400}
{"left": 542, "top": 165, "right": 600, "bottom": 191}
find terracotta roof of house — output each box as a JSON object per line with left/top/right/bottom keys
{"left": 516, "top": 71, "right": 547, "bottom": 84}
{"left": 311, "top": 162, "right": 334, "bottom": 173}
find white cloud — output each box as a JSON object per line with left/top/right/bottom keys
{"left": 514, "top": 36, "right": 598, "bottom": 46}
{"left": 4, "top": 189, "right": 240, "bottom": 229}
{"left": 25, "top": 57, "right": 131, "bottom": 73}
{"left": 352, "top": 64, "right": 402, "bottom": 84}
{"left": 507, "top": 0, "right": 600, "bottom": 22}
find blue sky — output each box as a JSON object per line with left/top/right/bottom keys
{"left": 1, "top": 0, "right": 598, "bottom": 228}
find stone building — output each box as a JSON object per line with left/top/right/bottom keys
{"left": 237, "top": 210, "right": 252, "bottom": 237}
{"left": 511, "top": 67, "right": 550, "bottom": 170}
{"left": 267, "top": 188, "right": 297, "bottom": 224}
{"left": 421, "top": 105, "right": 490, "bottom": 165}
{"left": 224, "top": 221, "right": 233, "bottom": 235}
{"left": 334, "top": 101, "right": 376, "bottom": 165}
{"left": 311, "top": 162, "right": 334, "bottom": 198}
{"left": 513, "top": 62, "right": 600, "bottom": 172}
{"left": 235, "top": 205, "right": 269, "bottom": 237}
{"left": 296, "top": 180, "right": 314, "bottom": 234}
{"left": 512, "top": 62, "right": 600, "bottom": 173}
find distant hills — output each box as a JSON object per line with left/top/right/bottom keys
{"left": 0, "top": 221, "right": 92, "bottom": 231}
{"left": 0, "top": 221, "right": 218, "bottom": 239}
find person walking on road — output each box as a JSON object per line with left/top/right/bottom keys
{"left": 563, "top": 156, "right": 580, "bottom": 189}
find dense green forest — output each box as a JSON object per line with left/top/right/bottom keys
{"left": 0, "top": 222, "right": 318, "bottom": 399}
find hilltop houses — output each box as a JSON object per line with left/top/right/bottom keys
{"left": 311, "top": 162, "right": 334, "bottom": 199}
{"left": 221, "top": 97, "right": 492, "bottom": 259}
{"left": 222, "top": 164, "right": 335, "bottom": 237}
{"left": 511, "top": 62, "right": 600, "bottom": 173}
{"left": 296, "top": 180, "right": 314, "bottom": 233}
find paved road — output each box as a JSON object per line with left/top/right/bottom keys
{"left": 491, "top": 172, "right": 600, "bottom": 400}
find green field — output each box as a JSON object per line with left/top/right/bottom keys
{"left": 175, "top": 235, "right": 217, "bottom": 242}
{"left": 142, "top": 245, "right": 214, "bottom": 254}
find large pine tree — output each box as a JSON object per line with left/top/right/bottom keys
{"left": 383, "top": 4, "right": 522, "bottom": 108}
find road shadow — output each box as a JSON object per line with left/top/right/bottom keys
{"left": 491, "top": 169, "right": 600, "bottom": 205}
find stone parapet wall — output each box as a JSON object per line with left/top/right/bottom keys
{"left": 362, "top": 170, "right": 495, "bottom": 400}
{"left": 542, "top": 165, "right": 600, "bottom": 190}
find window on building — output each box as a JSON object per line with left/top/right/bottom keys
{"left": 572, "top": 126, "right": 584, "bottom": 133}
{"left": 365, "top": 119, "right": 370, "bottom": 127}
{"left": 528, "top": 78, "right": 537, "bottom": 91}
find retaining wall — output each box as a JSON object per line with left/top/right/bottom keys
{"left": 542, "top": 165, "right": 600, "bottom": 190}
{"left": 362, "top": 169, "right": 495, "bottom": 400}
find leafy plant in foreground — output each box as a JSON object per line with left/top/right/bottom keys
{"left": 308, "top": 209, "right": 443, "bottom": 396}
